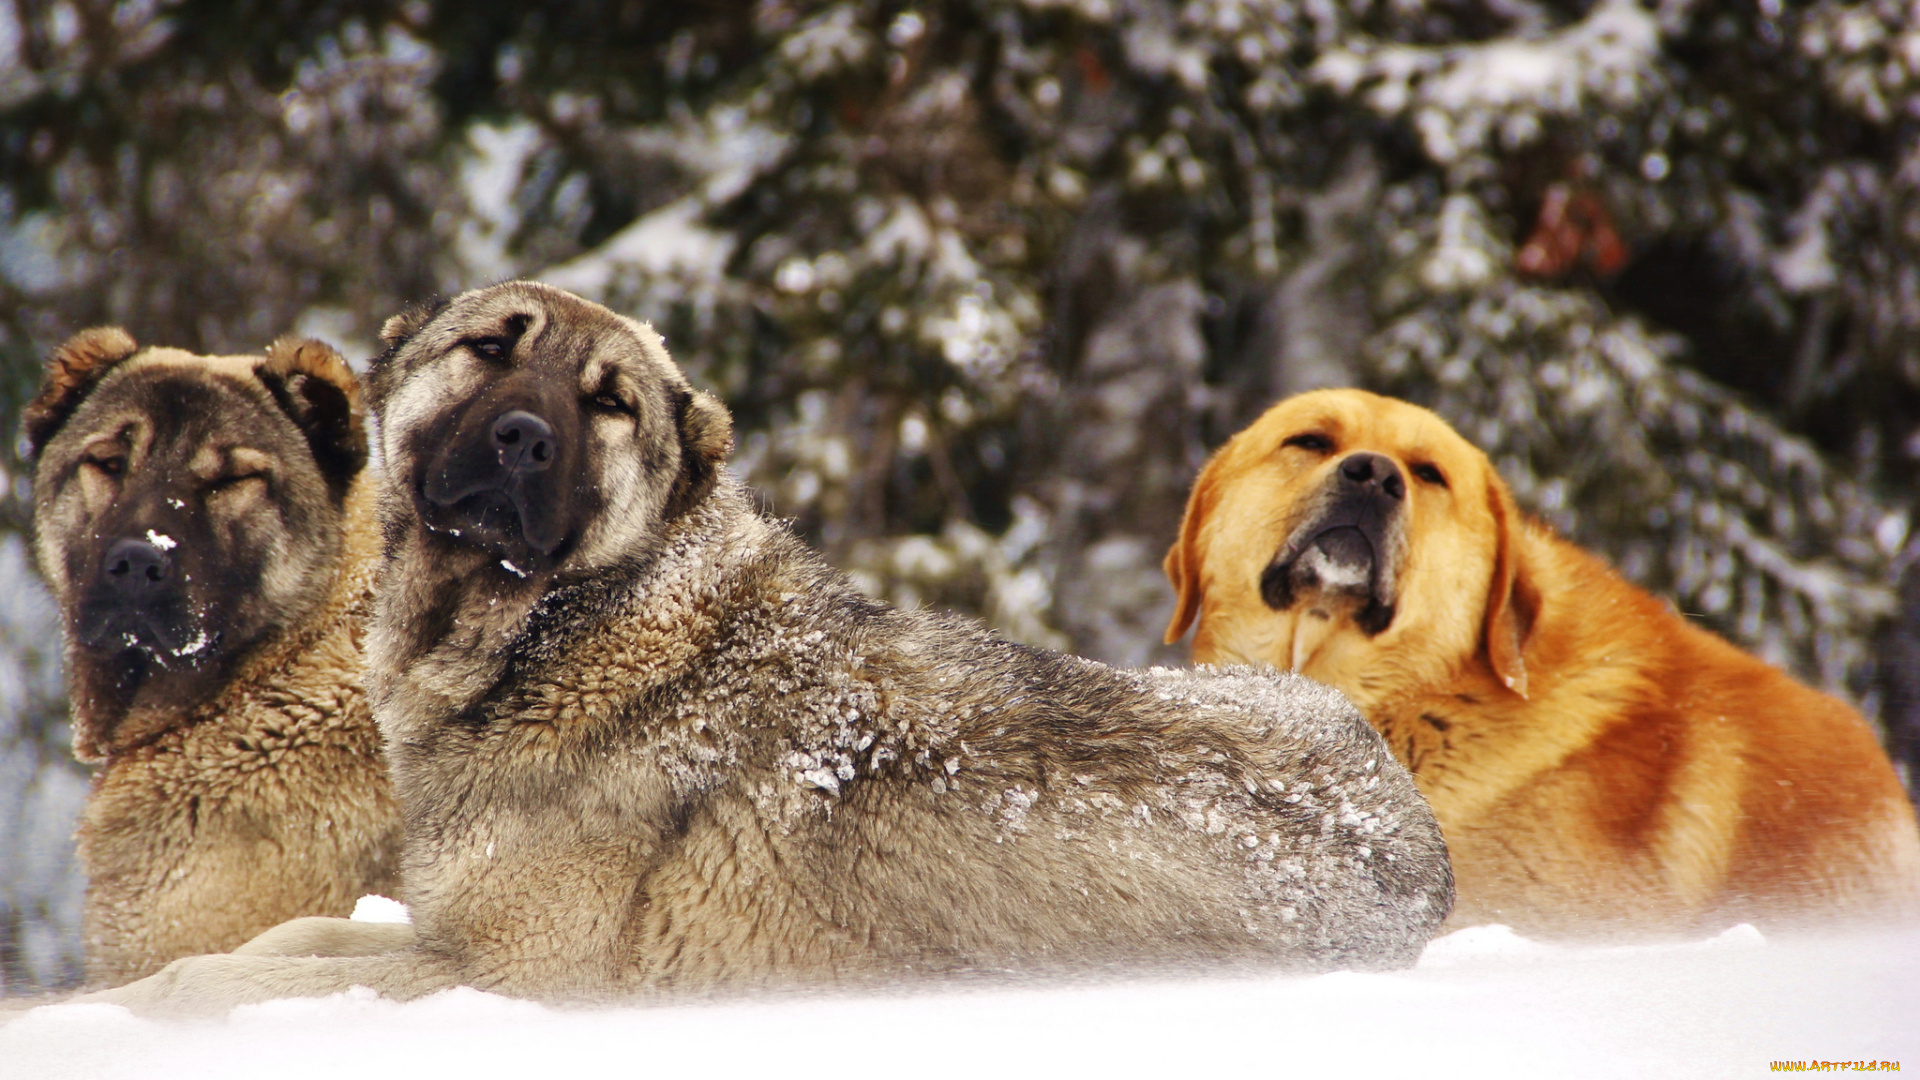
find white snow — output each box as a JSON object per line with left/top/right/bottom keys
{"left": 170, "top": 631, "right": 210, "bottom": 658}
{"left": 543, "top": 198, "right": 737, "bottom": 297}
{"left": 144, "top": 530, "right": 176, "bottom": 552}
{"left": 348, "top": 895, "right": 410, "bottom": 925}
{"left": 778, "top": 5, "right": 874, "bottom": 82}
{"left": 1315, "top": 0, "right": 1663, "bottom": 166}
{"left": 537, "top": 109, "right": 783, "bottom": 299}
{"left": 455, "top": 119, "right": 543, "bottom": 285}
{"left": 1422, "top": 194, "right": 1503, "bottom": 292}
{"left": 1771, "top": 165, "right": 1874, "bottom": 296}
{"left": 3, "top": 922, "right": 1914, "bottom": 1078}
{"left": 1124, "top": 17, "right": 1212, "bottom": 93}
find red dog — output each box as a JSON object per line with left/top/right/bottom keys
{"left": 1165, "top": 389, "right": 1920, "bottom": 937}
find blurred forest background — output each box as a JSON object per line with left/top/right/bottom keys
{"left": 3, "top": 0, "right": 1919, "bottom": 992}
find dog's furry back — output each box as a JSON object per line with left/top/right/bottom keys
{"left": 374, "top": 478, "right": 1449, "bottom": 999}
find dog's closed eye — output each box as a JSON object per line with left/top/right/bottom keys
{"left": 1411, "top": 463, "right": 1447, "bottom": 487}
{"left": 1283, "top": 433, "right": 1333, "bottom": 453}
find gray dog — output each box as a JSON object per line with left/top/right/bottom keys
{"left": 82, "top": 282, "right": 1450, "bottom": 1013}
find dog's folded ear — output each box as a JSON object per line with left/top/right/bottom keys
{"left": 258, "top": 337, "right": 368, "bottom": 497}
{"left": 1482, "top": 482, "right": 1540, "bottom": 699}
{"left": 1163, "top": 456, "right": 1223, "bottom": 644}
{"left": 665, "top": 388, "right": 735, "bottom": 520}
{"left": 367, "top": 298, "right": 449, "bottom": 405}
{"left": 377, "top": 300, "right": 444, "bottom": 354}
{"left": 20, "top": 327, "right": 143, "bottom": 460}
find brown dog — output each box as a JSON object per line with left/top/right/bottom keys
{"left": 1164, "top": 388, "right": 1920, "bottom": 938}
{"left": 23, "top": 329, "right": 402, "bottom": 983}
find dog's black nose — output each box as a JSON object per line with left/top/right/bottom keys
{"left": 1339, "top": 452, "right": 1405, "bottom": 500}
{"left": 493, "top": 410, "right": 555, "bottom": 474}
{"left": 102, "top": 538, "right": 171, "bottom": 597}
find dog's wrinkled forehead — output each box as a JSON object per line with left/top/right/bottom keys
{"left": 52, "top": 360, "right": 287, "bottom": 464}
{"left": 376, "top": 282, "right": 682, "bottom": 392}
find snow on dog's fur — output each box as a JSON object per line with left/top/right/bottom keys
{"left": 80, "top": 283, "right": 1451, "bottom": 1013}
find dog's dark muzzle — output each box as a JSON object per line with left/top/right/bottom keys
{"left": 1260, "top": 452, "right": 1403, "bottom": 635}
{"left": 422, "top": 406, "right": 571, "bottom": 558}
{"left": 75, "top": 537, "right": 200, "bottom": 655}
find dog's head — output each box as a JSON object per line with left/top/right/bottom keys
{"left": 23, "top": 329, "right": 367, "bottom": 757}
{"left": 1164, "top": 389, "right": 1538, "bottom": 704}
{"left": 368, "top": 281, "right": 733, "bottom": 583}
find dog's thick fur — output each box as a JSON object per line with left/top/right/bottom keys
{"left": 1164, "top": 388, "right": 1920, "bottom": 938}
{"left": 24, "top": 330, "right": 402, "bottom": 984}
{"left": 78, "top": 284, "right": 1450, "bottom": 1014}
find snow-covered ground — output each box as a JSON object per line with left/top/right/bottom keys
{"left": 3, "top": 921, "right": 1914, "bottom": 1079}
